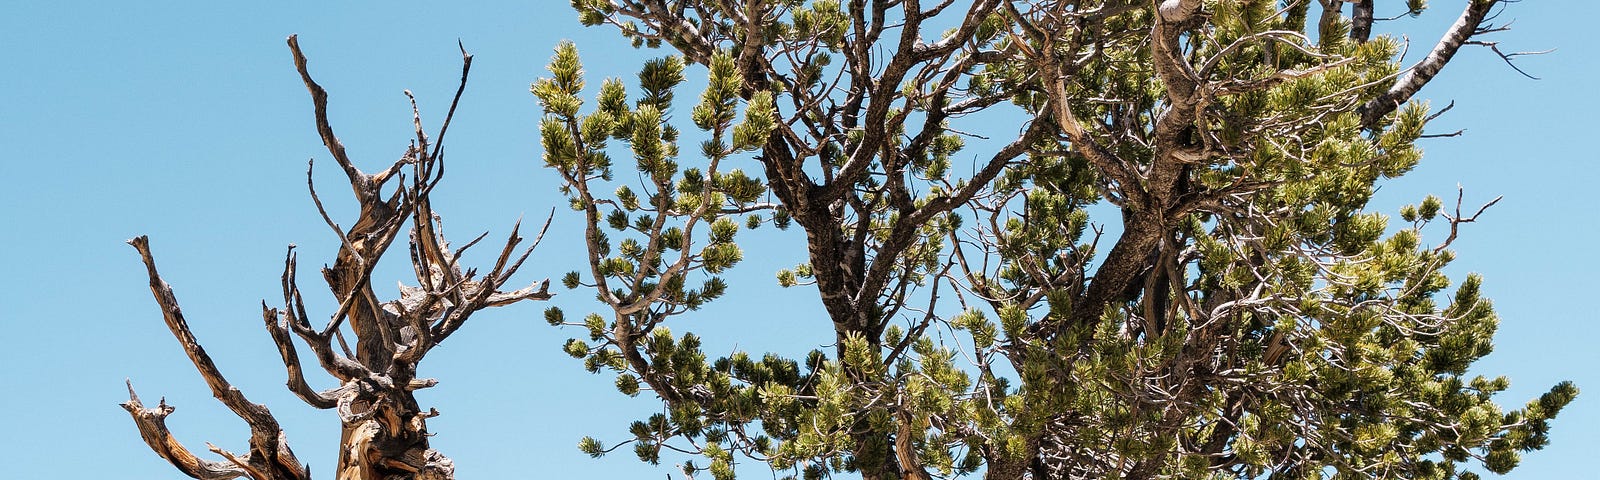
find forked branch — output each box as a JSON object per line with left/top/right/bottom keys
{"left": 125, "top": 237, "right": 310, "bottom": 480}
{"left": 1360, "top": 0, "right": 1511, "bottom": 128}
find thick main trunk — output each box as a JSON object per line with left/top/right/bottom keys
{"left": 336, "top": 415, "right": 452, "bottom": 480}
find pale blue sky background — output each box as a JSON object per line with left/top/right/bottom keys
{"left": 2, "top": 2, "right": 1594, "bottom": 478}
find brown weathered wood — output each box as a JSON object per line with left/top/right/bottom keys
{"left": 123, "top": 35, "right": 551, "bottom": 480}
{"left": 127, "top": 237, "right": 311, "bottom": 480}
{"left": 123, "top": 381, "right": 261, "bottom": 480}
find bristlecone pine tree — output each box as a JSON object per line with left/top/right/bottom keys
{"left": 123, "top": 2, "right": 1576, "bottom": 480}
{"left": 540, "top": 1, "right": 1575, "bottom": 479}
{"left": 122, "top": 36, "right": 553, "bottom": 479}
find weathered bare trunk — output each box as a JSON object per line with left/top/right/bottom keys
{"left": 122, "top": 35, "right": 550, "bottom": 480}
{"left": 335, "top": 407, "right": 451, "bottom": 479}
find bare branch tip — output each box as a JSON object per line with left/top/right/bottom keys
{"left": 287, "top": 34, "right": 306, "bottom": 61}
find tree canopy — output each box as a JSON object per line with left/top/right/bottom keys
{"left": 120, "top": 1, "right": 1575, "bottom": 480}
{"left": 543, "top": 1, "right": 1575, "bottom": 479}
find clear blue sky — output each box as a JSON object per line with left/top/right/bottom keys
{"left": 2, "top": 2, "right": 1594, "bottom": 478}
